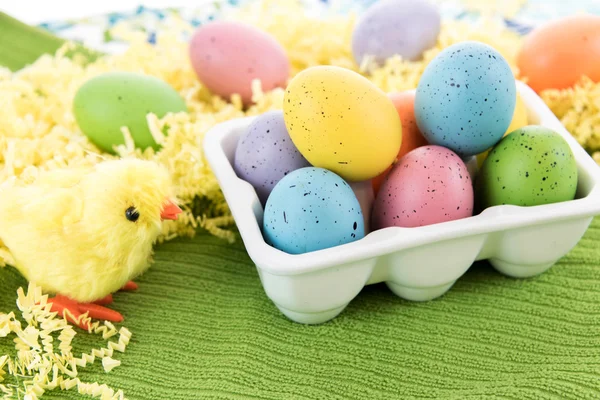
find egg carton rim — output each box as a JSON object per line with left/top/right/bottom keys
{"left": 203, "top": 80, "right": 600, "bottom": 276}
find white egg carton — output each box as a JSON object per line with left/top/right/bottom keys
{"left": 204, "top": 81, "right": 600, "bottom": 324}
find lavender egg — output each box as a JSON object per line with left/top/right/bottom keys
{"left": 234, "top": 110, "right": 311, "bottom": 204}
{"left": 351, "top": 0, "right": 441, "bottom": 66}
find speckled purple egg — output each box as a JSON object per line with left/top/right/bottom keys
{"left": 234, "top": 110, "right": 311, "bottom": 204}
{"left": 351, "top": 0, "right": 441, "bottom": 65}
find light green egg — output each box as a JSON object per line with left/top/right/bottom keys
{"left": 73, "top": 72, "right": 187, "bottom": 153}
{"left": 475, "top": 125, "right": 578, "bottom": 210}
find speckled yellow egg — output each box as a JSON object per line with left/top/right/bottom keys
{"left": 283, "top": 66, "right": 402, "bottom": 182}
{"left": 476, "top": 93, "right": 528, "bottom": 168}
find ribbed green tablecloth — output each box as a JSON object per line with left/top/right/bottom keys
{"left": 1, "top": 218, "right": 600, "bottom": 399}
{"left": 1, "top": 10, "right": 600, "bottom": 400}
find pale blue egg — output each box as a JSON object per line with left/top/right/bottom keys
{"left": 263, "top": 167, "right": 365, "bottom": 254}
{"left": 414, "top": 41, "right": 516, "bottom": 157}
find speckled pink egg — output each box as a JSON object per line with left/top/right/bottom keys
{"left": 371, "top": 145, "right": 474, "bottom": 229}
{"left": 189, "top": 21, "right": 290, "bottom": 104}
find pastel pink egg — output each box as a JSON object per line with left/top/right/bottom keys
{"left": 371, "top": 145, "right": 474, "bottom": 229}
{"left": 189, "top": 21, "right": 290, "bottom": 104}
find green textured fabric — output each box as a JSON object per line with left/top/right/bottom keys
{"left": 2, "top": 11, "right": 600, "bottom": 400}
{"left": 1, "top": 218, "right": 600, "bottom": 399}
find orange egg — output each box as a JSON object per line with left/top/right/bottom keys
{"left": 517, "top": 14, "right": 600, "bottom": 93}
{"left": 372, "top": 91, "right": 429, "bottom": 194}
{"left": 372, "top": 165, "right": 392, "bottom": 195}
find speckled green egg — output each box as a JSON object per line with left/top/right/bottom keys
{"left": 475, "top": 125, "right": 578, "bottom": 209}
{"left": 73, "top": 72, "right": 187, "bottom": 153}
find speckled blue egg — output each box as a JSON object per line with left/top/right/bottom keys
{"left": 415, "top": 41, "right": 516, "bottom": 157}
{"left": 263, "top": 167, "right": 365, "bottom": 254}
{"left": 234, "top": 110, "right": 310, "bottom": 205}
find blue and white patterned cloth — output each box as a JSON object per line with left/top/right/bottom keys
{"left": 38, "top": 0, "right": 600, "bottom": 54}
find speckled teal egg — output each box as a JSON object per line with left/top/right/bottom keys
{"left": 475, "top": 125, "right": 578, "bottom": 209}
{"left": 415, "top": 41, "right": 516, "bottom": 157}
{"left": 263, "top": 167, "right": 365, "bottom": 254}
{"left": 74, "top": 72, "right": 187, "bottom": 153}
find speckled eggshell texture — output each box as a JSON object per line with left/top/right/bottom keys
{"left": 476, "top": 92, "right": 529, "bottom": 168}
{"left": 475, "top": 125, "right": 578, "bottom": 210}
{"left": 372, "top": 145, "right": 474, "bottom": 229}
{"left": 189, "top": 21, "right": 290, "bottom": 104}
{"left": 415, "top": 41, "right": 517, "bottom": 157}
{"left": 234, "top": 110, "right": 311, "bottom": 205}
{"left": 263, "top": 167, "right": 365, "bottom": 255}
{"left": 283, "top": 65, "right": 402, "bottom": 182}
{"left": 351, "top": 0, "right": 441, "bottom": 65}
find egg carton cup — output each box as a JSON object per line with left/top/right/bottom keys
{"left": 204, "top": 81, "right": 600, "bottom": 324}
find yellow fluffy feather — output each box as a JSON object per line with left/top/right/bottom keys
{"left": 0, "top": 158, "right": 180, "bottom": 327}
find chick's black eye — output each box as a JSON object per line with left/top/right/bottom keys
{"left": 125, "top": 207, "right": 139, "bottom": 222}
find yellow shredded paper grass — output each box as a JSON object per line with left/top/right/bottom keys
{"left": 0, "top": 283, "right": 131, "bottom": 400}
{"left": 1, "top": 0, "right": 600, "bottom": 398}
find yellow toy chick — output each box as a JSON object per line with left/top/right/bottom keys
{"left": 0, "top": 158, "right": 182, "bottom": 329}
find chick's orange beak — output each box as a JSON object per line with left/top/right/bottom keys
{"left": 161, "top": 200, "right": 182, "bottom": 221}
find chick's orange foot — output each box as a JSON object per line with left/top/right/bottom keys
{"left": 121, "top": 280, "right": 138, "bottom": 291}
{"left": 47, "top": 294, "right": 124, "bottom": 330}
{"left": 93, "top": 294, "right": 113, "bottom": 305}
